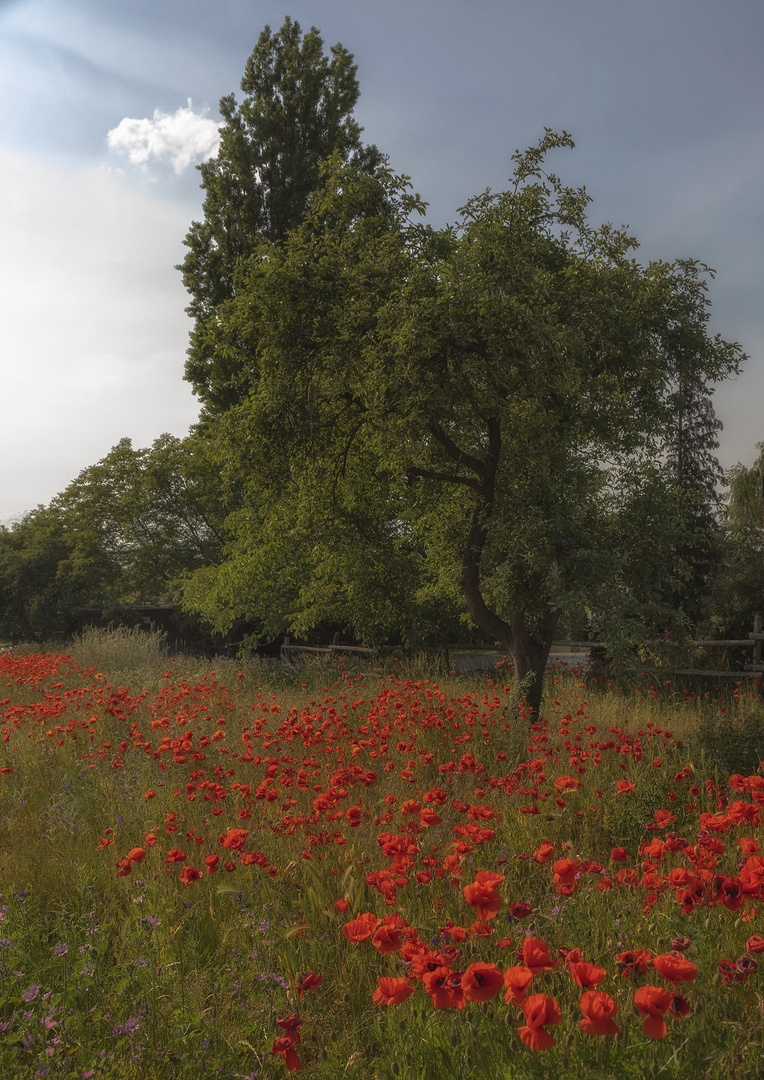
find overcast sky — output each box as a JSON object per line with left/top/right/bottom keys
{"left": 1, "top": 0, "right": 762, "bottom": 520}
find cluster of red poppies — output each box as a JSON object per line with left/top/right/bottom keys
{"left": 343, "top": 908, "right": 714, "bottom": 1049}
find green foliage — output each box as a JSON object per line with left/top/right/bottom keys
{"left": 662, "top": 349, "right": 726, "bottom": 628}
{"left": 178, "top": 16, "right": 380, "bottom": 416}
{"left": 692, "top": 703, "right": 764, "bottom": 777}
{"left": 0, "top": 434, "right": 225, "bottom": 644}
{"left": 53, "top": 433, "right": 225, "bottom": 604}
{"left": 705, "top": 444, "right": 764, "bottom": 639}
{"left": 179, "top": 130, "right": 744, "bottom": 716}
{"left": 0, "top": 504, "right": 81, "bottom": 643}
{"left": 726, "top": 443, "right": 764, "bottom": 533}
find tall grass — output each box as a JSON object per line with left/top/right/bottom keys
{"left": 0, "top": 633, "right": 762, "bottom": 1078}
{"left": 68, "top": 624, "right": 169, "bottom": 671}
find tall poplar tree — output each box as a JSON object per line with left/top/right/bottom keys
{"left": 706, "top": 444, "right": 764, "bottom": 639}
{"left": 178, "top": 17, "right": 379, "bottom": 417}
{"left": 662, "top": 347, "right": 726, "bottom": 627}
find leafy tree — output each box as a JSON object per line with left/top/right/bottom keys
{"left": 661, "top": 342, "right": 726, "bottom": 627}
{"left": 706, "top": 444, "right": 764, "bottom": 640}
{"left": 726, "top": 444, "right": 764, "bottom": 533}
{"left": 0, "top": 506, "right": 81, "bottom": 643}
{"left": 179, "top": 132, "right": 744, "bottom": 716}
{"left": 178, "top": 16, "right": 379, "bottom": 417}
{"left": 0, "top": 435, "right": 225, "bottom": 644}
{"left": 53, "top": 434, "right": 225, "bottom": 603}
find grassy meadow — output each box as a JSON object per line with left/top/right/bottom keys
{"left": 0, "top": 626, "right": 763, "bottom": 1079}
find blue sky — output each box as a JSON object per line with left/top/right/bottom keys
{"left": 1, "top": 0, "right": 762, "bottom": 518}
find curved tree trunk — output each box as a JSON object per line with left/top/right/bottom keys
{"left": 459, "top": 461, "right": 561, "bottom": 718}
{"left": 441, "top": 415, "right": 561, "bottom": 722}
{"left": 461, "top": 578, "right": 559, "bottom": 720}
{"left": 506, "top": 608, "right": 561, "bottom": 720}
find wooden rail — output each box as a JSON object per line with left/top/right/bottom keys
{"left": 275, "top": 617, "right": 764, "bottom": 684}
{"left": 670, "top": 614, "right": 763, "bottom": 676}
{"left": 280, "top": 638, "right": 375, "bottom": 669}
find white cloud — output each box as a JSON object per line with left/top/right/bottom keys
{"left": 107, "top": 99, "right": 220, "bottom": 173}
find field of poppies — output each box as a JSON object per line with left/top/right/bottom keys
{"left": 1, "top": 628, "right": 763, "bottom": 1079}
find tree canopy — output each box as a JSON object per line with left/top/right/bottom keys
{"left": 178, "top": 16, "right": 379, "bottom": 417}
{"left": 178, "top": 131, "right": 744, "bottom": 715}
{"left": 705, "top": 443, "right": 764, "bottom": 640}
{"left": 0, "top": 435, "right": 224, "bottom": 643}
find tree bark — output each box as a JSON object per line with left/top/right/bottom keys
{"left": 456, "top": 419, "right": 560, "bottom": 720}
{"left": 506, "top": 607, "right": 561, "bottom": 720}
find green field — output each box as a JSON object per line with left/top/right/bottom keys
{"left": 0, "top": 628, "right": 762, "bottom": 1078}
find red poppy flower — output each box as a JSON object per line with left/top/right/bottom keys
{"left": 164, "top": 849, "right": 186, "bottom": 864}
{"left": 578, "top": 990, "right": 620, "bottom": 1036}
{"left": 746, "top": 935, "right": 764, "bottom": 954}
{"left": 410, "top": 949, "right": 452, "bottom": 980}
{"left": 532, "top": 841, "right": 555, "bottom": 864}
{"left": 461, "top": 962, "right": 504, "bottom": 1002}
{"left": 179, "top": 866, "right": 202, "bottom": 886}
{"left": 552, "top": 858, "right": 580, "bottom": 885}
{"left": 616, "top": 779, "right": 634, "bottom": 795}
{"left": 718, "top": 876, "right": 746, "bottom": 912}
{"left": 616, "top": 948, "right": 651, "bottom": 977}
{"left": 218, "top": 828, "right": 249, "bottom": 852}
{"left": 372, "top": 924, "right": 404, "bottom": 955}
{"left": 372, "top": 977, "right": 415, "bottom": 1006}
{"left": 522, "top": 937, "right": 560, "bottom": 973}
{"left": 569, "top": 961, "right": 607, "bottom": 989}
{"left": 670, "top": 993, "right": 692, "bottom": 1016}
{"left": 342, "top": 912, "right": 381, "bottom": 943}
{"left": 470, "top": 920, "right": 494, "bottom": 938}
{"left": 610, "top": 847, "right": 628, "bottom": 862}
{"left": 463, "top": 880, "right": 502, "bottom": 921}
{"left": 509, "top": 901, "right": 533, "bottom": 919}
{"left": 441, "top": 923, "right": 470, "bottom": 942}
{"left": 127, "top": 848, "right": 146, "bottom": 863}
{"left": 634, "top": 985, "right": 673, "bottom": 1039}
{"left": 276, "top": 1014, "right": 303, "bottom": 1045}
{"left": 295, "top": 971, "right": 322, "bottom": 997}
{"left": 560, "top": 946, "right": 583, "bottom": 966}
{"left": 503, "top": 964, "right": 534, "bottom": 1005}
{"left": 518, "top": 993, "right": 561, "bottom": 1050}
{"left": 271, "top": 1035, "right": 301, "bottom": 1072}
{"left": 651, "top": 952, "right": 698, "bottom": 987}
{"left": 423, "top": 966, "right": 461, "bottom": 1009}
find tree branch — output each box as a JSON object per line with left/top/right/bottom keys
{"left": 429, "top": 424, "right": 486, "bottom": 476}
{"left": 407, "top": 467, "right": 479, "bottom": 490}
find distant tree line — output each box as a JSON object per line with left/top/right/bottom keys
{"left": 0, "top": 434, "right": 225, "bottom": 644}
{"left": 1, "top": 18, "right": 758, "bottom": 716}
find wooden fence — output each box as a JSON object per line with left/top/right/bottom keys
{"left": 279, "top": 617, "right": 764, "bottom": 684}
{"left": 659, "top": 614, "right": 763, "bottom": 679}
